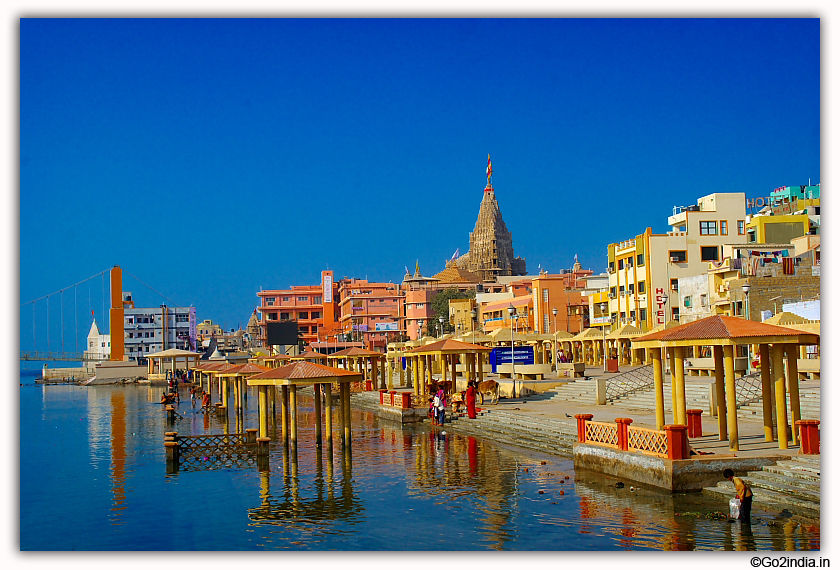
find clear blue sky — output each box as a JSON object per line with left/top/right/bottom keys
{"left": 19, "top": 18, "right": 819, "bottom": 345}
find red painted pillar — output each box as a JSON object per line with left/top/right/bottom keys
{"left": 389, "top": 390, "right": 397, "bottom": 406}
{"left": 379, "top": 389, "right": 388, "bottom": 404}
{"left": 686, "top": 409, "right": 703, "bottom": 438}
{"left": 400, "top": 392, "right": 412, "bottom": 409}
{"left": 665, "top": 425, "right": 688, "bottom": 459}
{"left": 795, "top": 420, "right": 820, "bottom": 454}
{"left": 575, "top": 414, "right": 594, "bottom": 443}
{"left": 616, "top": 418, "right": 633, "bottom": 451}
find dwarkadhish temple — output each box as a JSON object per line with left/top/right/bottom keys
{"left": 451, "top": 155, "right": 527, "bottom": 281}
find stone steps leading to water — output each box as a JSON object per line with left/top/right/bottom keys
{"left": 447, "top": 409, "right": 577, "bottom": 457}
{"left": 702, "top": 455, "right": 820, "bottom": 519}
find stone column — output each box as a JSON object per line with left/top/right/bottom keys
{"left": 759, "top": 343, "right": 774, "bottom": 441}
{"left": 380, "top": 356, "right": 386, "bottom": 390}
{"left": 324, "top": 382, "right": 333, "bottom": 449}
{"left": 314, "top": 383, "right": 323, "bottom": 447}
{"left": 258, "top": 385, "right": 268, "bottom": 439}
{"left": 426, "top": 354, "right": 433, "bottom": 393}
{"left": 713, "top": 345, "right": 727, "bottom": 441}
{"left": 418, "top": 355, "right": 426, "bottom": 396}
{"left": 281, "top": 385, "right": 289, "bottom": 442}
{"left": 441, "top": 353, "right": 448, "bottom": 388}
{"left": 723, "top": 345, "right": 739, "bottom": 451}
{"left": 785, "top": 344, "right": 801, "bottom": 445}
{"left": 342, "top": 382, "right": 352, "bottom": 448}
{"left": 451, "top": 353, "right": 457, "bottom": 392}
{"left": 772, "top": 344, "right": 789, "bottom": 450}
{"left": 289, "top": 385, "right": 298, "bottom": 448}
{"left": 673, "top": 346, "right": 687, "bottom": 426}
{"left": 652, "top": 346, "right": 665, "bottom": 430}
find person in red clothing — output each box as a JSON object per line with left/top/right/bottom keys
{"left": 465, "top": 381, "right": 477, "bottom": 419}
{"left": 201, "top": 390, "right": 211, "bottom": 410}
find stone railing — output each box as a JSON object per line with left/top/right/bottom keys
{"left": 575, "top": 414, "right": 689, "bottom": 460}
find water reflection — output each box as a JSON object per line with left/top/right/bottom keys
{"left": 109, "top": 391, "right": 127, "bottom": 525}
{"left": 22, "top": 383, "right": 821, "bottom": 551}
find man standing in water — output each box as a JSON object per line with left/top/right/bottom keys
{"left": 724, "top": 468, "right": 753, "bottom": 523}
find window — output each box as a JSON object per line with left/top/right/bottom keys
{"left": 638, "top": 281, "right": 645, "bottom": 294}
{"left": 684, "top": 296, "right": 692, "bottom": 308}
{"left": 701, "top": 246, "right": 720, "bottom": 261}
{"left": 700, "top": 294, "right": 708, "bottom": 307}
{"left": 671, "top": 307, "right": 680, "bottom": 320}
{"left": 283, "top": 297, "right": 290, "bottom": 302}
{"left": 298, "top": 312, "right": 309, "bottom": 320}
{"left": 700, "top": 221, "right": 718, "bottom": 235}
{"left": 618, "top": 259, "right": 624, "bottom": 270}
{"left": 266, "top": 297, "right": 276, "bottom": 306}
{"left": 269, "top": 313, "right": 278, "bottom": 320}
{"left": 313, "top": 296, "right": 322, "bottom": 304}
{"left": 669, "top": 250, "right": 687, "bottom": 262}
{"left": 311, "top": 311, "right": 321, "bottom": 319}
{"left": 298, "top": 296, "right": 308, "bottom": 302}
{"left": 128, "top": 333, "right": 133, "bottom": 338}
{"left": 670, "top": 279, "right": 678, "bottom": 291}
{"left": 280, "top": 312, "right": 290, "bottom": 320}
{"left": 608, "top": 261, "right": 615, "bottom": 273}
{"left": 738, "top": 220, "right": 745, "bottom": 235}
{"left": 640, "top": 308, "right": 647, "bottom": 321}
{"left": 720, "top": 220, "right": 728, "bottom": 235}
{"left": 299, "top": 326, "right": 309, "bottom": 334}
{"left": 630, "top": 310, "right": 635, "bottom": 320}
{"left": 636, "top": 253, "right": 645, "bottom": 266}
{"left": 628, "top": 284, "right": 634, "bottom": 294}
{"left": 542, "top": 289, "right": 549, "bottom": 302}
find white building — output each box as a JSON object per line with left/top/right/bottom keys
{"left": 84, "top": 319, "right": 110, "bottom": 372}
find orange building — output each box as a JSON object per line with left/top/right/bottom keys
{"left": 531, "top": 274, "right": 586, "bottom": 334}
{"left": 256, "top": 270, "right": 339, "bottom": 349}
{"left": 338, "top": 278, "right": 404, "bottom": 351}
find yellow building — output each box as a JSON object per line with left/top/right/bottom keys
{"left": 607, "top": 192, "right": 748, "bottom": 332}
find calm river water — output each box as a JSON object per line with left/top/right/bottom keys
{"left": 19, "top": 373, "right": 820, "bottom": 551}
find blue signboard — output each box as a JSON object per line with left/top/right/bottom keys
{"left": 489, "top": 346, "right": 534, "bottom": 372}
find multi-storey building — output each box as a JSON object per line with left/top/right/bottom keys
{"left": 123, "top": 302, "right": 197, "bottom": 361}
{"left": 606, "top": 192, "right": 748, "bottom": 331}
{"left": 531, "top": 274, "right": 587, "bottom": 335}
{"left": 338, "top": 278, "right": 404, "bottom": 351}
{"left": 256, "top": 270, "right": 339, "bottom": 348}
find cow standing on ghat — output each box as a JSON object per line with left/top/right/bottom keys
{"left": 476, "top": 380, "right": 499, "bottom": 405}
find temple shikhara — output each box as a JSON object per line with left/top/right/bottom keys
{"left": 454, "top": 155, "right": 527, "bottom": 281}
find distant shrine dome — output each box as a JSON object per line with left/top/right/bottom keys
{"left": 454, "top": 155, "right": 527, "bottom": 281}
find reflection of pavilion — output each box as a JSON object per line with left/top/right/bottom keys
{"left": 247, "top": 449, "right": 363, "bottom": 528}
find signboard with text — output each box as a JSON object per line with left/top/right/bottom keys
{"left": 374, "top": 322, "right": 399, "bottom": 332}
{"left": 489, "top": 346, "right": 534, "bottom": 373}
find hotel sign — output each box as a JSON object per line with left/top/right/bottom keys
{"left": 655, "top": 287, "right": 668, "bottom": 325}
{"left": 323, "top": 275, "right": 333, "bottom": 303}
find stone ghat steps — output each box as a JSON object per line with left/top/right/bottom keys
{"left": 703, "top": 455, "right": 820, "bottom": 519}
{"left": 737, "top": 391, "right": 821, "bottom": 421}
{"left": 447, "top": 409, "right": 577, "bottom": 458}
{"left": 609, "top": 382, "right": 712, "bottom": 412}
{"left": 542, "top": 379, "right": 599, "bottom": 404}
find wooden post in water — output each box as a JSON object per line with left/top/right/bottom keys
{"left": 314, "top": 383, "right": 323, "bottom": 447}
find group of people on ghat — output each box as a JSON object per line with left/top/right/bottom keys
{"left": 428, "top": 379, "right": 481, "bottom": 426}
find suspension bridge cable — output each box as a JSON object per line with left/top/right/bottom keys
{"left": 75, "top": 286, "right": 78, "bottom": 354}
{"left": 47, "top": 296, "right": 50, "bottom": 354}
{"left": 102, "top": 273, "right": 105, "bottom": 333}
{"left": 19, "top": 269, "right": 109, "bottom": 306}
{"left": 122, "top": 270, "right": 184, "bottom": 308}
{"left": 61, "top": 290, "right": 64, "bottom": 354}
